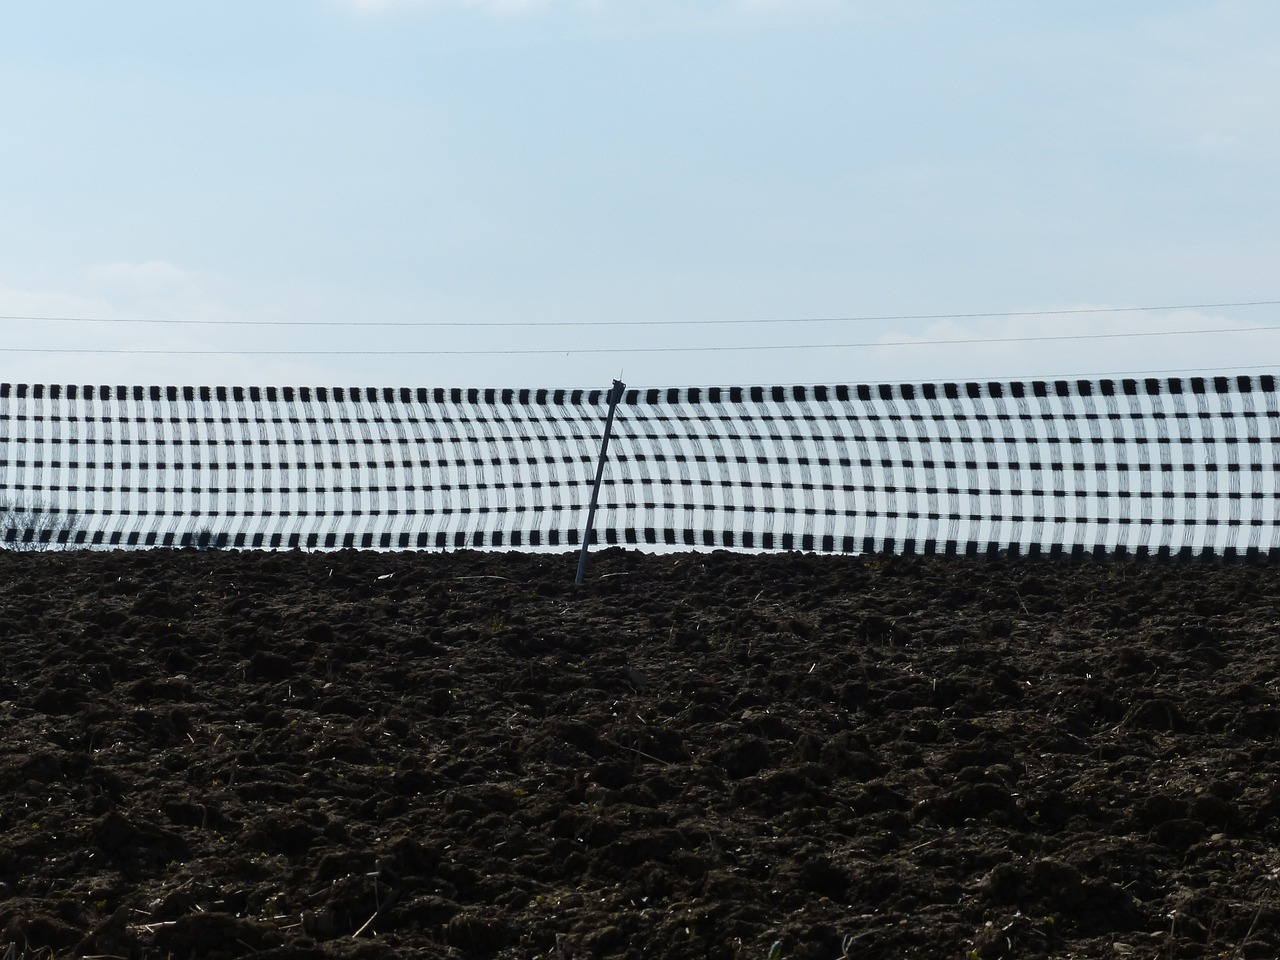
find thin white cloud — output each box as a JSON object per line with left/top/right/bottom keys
{"left": 339, "top": 0, "right": 826, "bottom": 14}
{"left": 342, "top": 0, "right": 836, "bottom": 12}
{"left": 339, "top": 0, "right": 551, "bottom": 13}
{"left": 730, "top": 0, "right": 839, "bottom": 9}
{"left": 0, "top": 279, "right": 330, "bottom": 388}
{"left": 870, "top": 306, "right": 1280, "bottom": 384}
{"left": 1136, "top": 5, "right": 1280, "bottom": 160}
{"left": 0, "top": 284, "right": 117, "bottom": 325}
{"left": 88, "top": 260, "right": 192, "bottom": 286}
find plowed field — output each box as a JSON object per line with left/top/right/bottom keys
{"left": 2, "top": 549, "right": 1280, "bottom": 959}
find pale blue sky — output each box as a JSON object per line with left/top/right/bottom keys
{"left": 1, "top": 0, "right": 1278, "bottom": 388}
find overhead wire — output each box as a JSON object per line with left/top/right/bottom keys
{"left": 690, "top": 362, "right": 1280, "bottom": 390}
{"left": 2, "top": 323, "right": 1279, "bottom": 356}
{"left": 0, "top": 298, "right": 1278, "bottom": 328}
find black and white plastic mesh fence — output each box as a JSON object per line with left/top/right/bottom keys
{"left": 2, "top": 377, "right": 1278, "bottom": 557}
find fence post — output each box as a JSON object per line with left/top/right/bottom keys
{"left": 576, "top": 379, "right": 626, "bottom": 584}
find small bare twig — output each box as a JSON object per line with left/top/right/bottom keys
{"left": 352, "top": 910, "right": 380, "bottom": 939}
{"left": 616, "top": 741, "right": 673, "bottom": 767}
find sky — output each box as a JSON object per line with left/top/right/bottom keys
{"left": 2, "top": 0, "right": 1279, "bottom": 391}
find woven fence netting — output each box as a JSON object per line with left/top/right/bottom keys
{"left": 1, "top": 376, "right": 1277, "bottom": 557}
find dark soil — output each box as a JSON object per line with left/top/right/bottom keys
{"left": 2, "top": 549, "right": 1280, "bottom": 959}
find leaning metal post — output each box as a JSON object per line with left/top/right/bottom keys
{"left": 575, "top": 379, "right": 626, "bottom": 584}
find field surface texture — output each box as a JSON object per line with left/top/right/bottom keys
{"left": 2, "top": 549, "right": 1280, "bottom": 959}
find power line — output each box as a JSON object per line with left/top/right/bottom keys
{"left": 690, "top": 362, "right": 1280, "bottom": 389}
{"left": 0, "top": 298, "right": 1277, "bottom": 329}
{"left": 686, "top": 363, "right": 1280, "bottom": 391}
{"left": 2, "top": 324, "right": 1279, "bottom": 356}
{"left": 988, "top": 363, "right": 1280, "bottom": 381}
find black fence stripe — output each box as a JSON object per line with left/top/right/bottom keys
{"left": 1248, "top": 386, "right": 1271, "bottom": 554}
